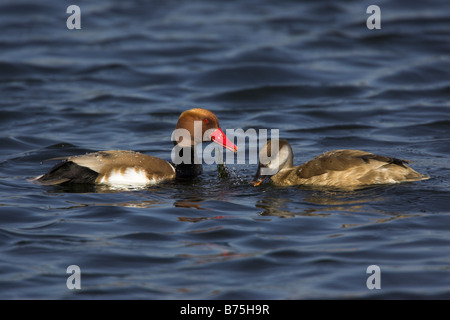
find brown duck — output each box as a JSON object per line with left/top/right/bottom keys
{"left": 252, "top": 139, "right": 429, "bottom": 189}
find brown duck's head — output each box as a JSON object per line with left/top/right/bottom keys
{"left": 252, "top": 139, "right": 293, "bottom": 186}
{"left": 173, "top": 108, "right": 237, "bottom": 152}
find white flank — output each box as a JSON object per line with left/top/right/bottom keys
{"left": 100, "top": 168, "right": 155, "bottom": 186}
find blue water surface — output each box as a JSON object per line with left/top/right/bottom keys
{"left": 0, "top": 0, "right": 449, "bottom": 299}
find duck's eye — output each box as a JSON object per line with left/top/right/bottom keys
{"left": 203, "top": 118, "right": 209, "bottom": 124}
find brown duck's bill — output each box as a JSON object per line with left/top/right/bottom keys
{"left": 251, "top": 178, "right": 265, "bottom": 186}
{"left": 251, "top": 168, "right": 267, "bottom": 186}
{"left": 210, "top": 128, "right": 238, "bottom": 152}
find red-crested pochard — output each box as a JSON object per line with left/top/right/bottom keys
{"left": 252, "top": 139, "right": 429, "bottom": 189}
{"left": 32, "top": 108, "right": 237, "bottom": 187}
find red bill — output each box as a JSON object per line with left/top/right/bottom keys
{"left": 210, "top": 128, "right": 237, "bottom": 152}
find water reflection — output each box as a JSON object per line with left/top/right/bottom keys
{"left": 37, "top": 174, "right": 422, "bottom": 229}
{"left": 37, "top": 174, "right": 238, "bottom": 214}
{"left": 175, "top": 197, "right": 227, "bottom": 222}
{"left": 40, "top": 182, "right": 157, "bottom": 194}
{"left": 178, "top": 241, "right": 255, "bottom": 266}
{"left": 174, "top": 198, "right": 210, "bottom": 211}
{"left": 255, "top": 187, "right": 376, "bottom": 218}
{"left": 255, "top": 185, "right": 421, "bottom": 226}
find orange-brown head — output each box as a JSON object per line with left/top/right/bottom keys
{"left": 174, "top": 108, "right": 237, "bottom": 152}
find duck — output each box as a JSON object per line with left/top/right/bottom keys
{"left": 252, "top": 139, "right": 429, "bottom": 189}
{"left": 32, "top": 108, "right": 237, "bottom": 187}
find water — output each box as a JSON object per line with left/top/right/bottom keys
{"left": 0, "top": 0, "right": 449, "bottom": 300}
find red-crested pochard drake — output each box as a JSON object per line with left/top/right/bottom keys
{"left": 252, "top": 139, "right": 429, "bottom": 189}
{"left": 32, "top": 108, "right": 237, "bottom": 187}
